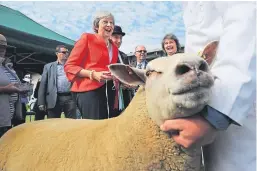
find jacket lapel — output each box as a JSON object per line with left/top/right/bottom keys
{"left": 144, "top": 61, "right": 148, "bottom": 69}
{"left": 94, "top": 34, "right": 110, "bottom": 63}
{"left": 111, "top": 42, "right": 118, "bottom": 64}
{"left": 94, "top": 35, "right": 106, "bottom": 50}
{"left": 130, "top": 60, "right": 137, "bottom": 68}
{"left": 93, "top": 34, "right": 118, "bottom": 64}
{"left": 131, "top": 61, "right": 147, "bottom": 69}
{"left": 52, "top": 62, "right": 57, "bottom": 86}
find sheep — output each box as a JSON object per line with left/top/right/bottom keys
{"left": 0, "top": 41, "right": 218, "bottom": 171}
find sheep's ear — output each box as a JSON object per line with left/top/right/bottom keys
{"left": 109, "top": 64, "right": 146, "bottom": 86}
{"left": 200, "top": 40, "right": 219, "bottom": 66}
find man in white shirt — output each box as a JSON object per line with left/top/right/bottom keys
{"left": 161, "top": 2, "right": 256, "bottom": 171}
{"left": 131, "top": 45, "right": 148, "bottom": 69}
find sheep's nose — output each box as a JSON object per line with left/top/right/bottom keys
{"left": 175, "top": 60, "right": 208, "bottom": 77}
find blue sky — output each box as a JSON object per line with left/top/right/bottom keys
{"left": 1, "top": 1, "right": 185, "bottom": 54}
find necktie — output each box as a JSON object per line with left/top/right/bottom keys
{"left": 137, "top": 63, "right": 142, "bottom": 69}
{"left": 113, "top": 79, "right": 119, "bottom": 110}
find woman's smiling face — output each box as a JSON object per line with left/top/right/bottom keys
{"left": 164, "top": 38, "right": 177, "bottom": 56}
{"left": 97, "top": 17, "right": 114, "bottom": 39}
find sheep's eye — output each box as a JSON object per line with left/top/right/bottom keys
{"left": 146, "top": 70, "right": 153, "bottom": 77}
{"left": 146, "top": 70, "right": 162, "bottom": 77}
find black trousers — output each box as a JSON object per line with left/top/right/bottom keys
{"left": 35, "top": 107, "right": 47, "bottom": 120}
{"left": 74, "top": 81, "right": 120, "bottom": 120}
{"left": 47, "top": 94, "right": 77, "bottom": 119}
{"left": 33, "top": 100, "right": 47, "bottom": 120}
{"left": 12, "top": 103, "right": 26, "bottom": 126}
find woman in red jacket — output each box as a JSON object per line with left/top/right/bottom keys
{"left": 64, "top": 11, "right": 119, "bottom": 120}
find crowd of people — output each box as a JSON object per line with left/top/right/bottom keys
{"left": 36, "top": 12, "right": 182, "bottom": 121}
{"left": 0, "top": 12, "right": 182, "bottom": 136}
{"left": 0, "top": 2, "right": 255, "bottom": 171}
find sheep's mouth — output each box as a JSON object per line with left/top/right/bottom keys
{"left": 171, "top": 84, "right": 207, "bottom": 95}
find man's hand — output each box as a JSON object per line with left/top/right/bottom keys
{"left": 38, "top": 105, "right": 46, "bottom": 111}
{"left": 160, "top": 115, "right": 217, "bottom": 148}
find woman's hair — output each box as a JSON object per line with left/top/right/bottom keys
{"left": 92, "top": 11, "right": 115, "bottom": 33}
{"left": 161, "top": 33, "right": 181, "bottom": 54}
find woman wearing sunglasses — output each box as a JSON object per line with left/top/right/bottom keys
{"left": 130, "top": 45, "right": 148, "bottom": 69}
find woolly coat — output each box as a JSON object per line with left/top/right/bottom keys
{"left": 0, "top": 87, "right": 201, "bottom": 171}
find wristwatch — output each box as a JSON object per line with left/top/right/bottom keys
{"left": 200, "top": 105, "right": 232, "bottom": 130}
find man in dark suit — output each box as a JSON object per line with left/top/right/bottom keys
{"left": 129, "top": 45, "right": 148, "bottom": 95}
{"left": 130, "top": 45, "right": 148, "bottom": 69}
{"left": 33, "top": 79, "right": 47, "bottom": 120}
{"left": 111, "top": 25, "right": 131, "bottom": 65}
{"left": 110, "top": 25, "right": 133, "bottom": 114}
{"left": 38, "top": 45, "right": 76, "bottom": 119}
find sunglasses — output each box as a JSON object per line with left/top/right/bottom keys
{"left": 136, "top": 50, "right": 147, "bottom": 53}
{"left": 59, "top": 51, "right": 69, "bottom": 54}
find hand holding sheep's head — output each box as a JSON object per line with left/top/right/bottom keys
{"left": 109, "top": 41, "right": 218, "bottom": 126}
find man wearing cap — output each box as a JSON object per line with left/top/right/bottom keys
{"left": 0, "top": 34, "right": 25, "bottom": 137}
{"left": 111, "top": 25, "right": 131, "bottom": 65}
{"left": 37, "top": 45, "right": 77, "bottom": 119}
{"left": 110, "top": 25, "right": 133, "bottom": 114}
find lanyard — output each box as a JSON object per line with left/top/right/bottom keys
{"left": 118, "top": 52, "right": 124, "bottom": 64}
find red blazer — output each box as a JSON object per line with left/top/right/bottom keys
{"left": 64, "top": 33, "right": 118, "bottom": 92}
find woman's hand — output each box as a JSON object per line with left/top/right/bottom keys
{"left": 92, "top": 71, "right": 113, "bottom": 82}
{"left": 120, "top": 83, "right": 138, "bottom": 90}
{"left": 112, "top": 76, "right": 138, "bottom": 89}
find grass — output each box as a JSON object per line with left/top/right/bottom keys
{"left": 25, "top": 113, "right": 66, "bottom": 122}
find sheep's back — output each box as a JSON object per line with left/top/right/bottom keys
{"left": 0, "top": 118, "right": 119, "bottom": 171}
{"left": 0, "top": 88, "right": 202, "bottom": 171}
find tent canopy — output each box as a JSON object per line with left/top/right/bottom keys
{"left": 0, "top": 5, "right": 75, "bottom": 74}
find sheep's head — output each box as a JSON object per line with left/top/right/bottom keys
{"left": 109, "top": 41, "right": 218, "bottom": 126}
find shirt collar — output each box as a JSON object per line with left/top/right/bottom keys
{"left": 57, "top": 60, "right": 64, "bottom": 65}
{"left": 137, "top": 60, "right": 146, "bottom": 65}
